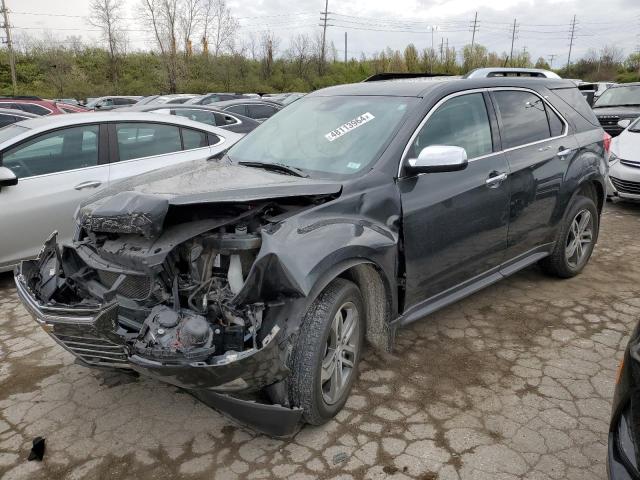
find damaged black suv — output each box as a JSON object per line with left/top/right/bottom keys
{"left": 16, "top": 78, "right": 607, "bottom": 436}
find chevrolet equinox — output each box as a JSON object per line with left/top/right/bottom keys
{"left": 15, "top": 77, "right": 608, "bottom": 436}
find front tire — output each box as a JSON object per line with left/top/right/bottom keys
{"left": 540, "top": 195, "right": 599, "bottom": 278}
{"left": 288, "top": 278, "right": 365, "bottom": 425}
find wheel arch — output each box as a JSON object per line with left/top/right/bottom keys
{"left": 304, "top": 258, "right": 396, "bottom": 353}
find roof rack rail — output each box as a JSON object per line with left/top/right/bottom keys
{"left": 363, "top": 73, "right": 453, "bottom": 82}
{"left": 0, "top": 95, "right": 42, "bottom": 100}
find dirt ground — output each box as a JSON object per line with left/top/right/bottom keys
{"left": 0, "top": 201, "right": 639, "bottom": 480}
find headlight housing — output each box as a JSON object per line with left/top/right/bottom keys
{"left": 608, "top": 151, "right": 620, "bottom": 165}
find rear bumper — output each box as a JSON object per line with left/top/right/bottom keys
{"left": 14, "top": 259, "right": 302, "bottom": 436}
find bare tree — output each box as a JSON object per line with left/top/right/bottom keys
{"left": 202, "top": 0, "right": 238, "bottom": 57}
{"left": 287, "top": 34, "right": 311, "bottom": 77}
{"left": 89, "top": 0, "right": 126, "bottom": 90}
{"left": 179, "top": 0, "right": 201, "bottom": 56}
{"left": 140, "top": 0, "right": 180, "bottom": 92}
{"left": 260, "top": 31, "right": 279, "bottom": 79}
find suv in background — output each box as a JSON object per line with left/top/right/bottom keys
{"left": 0, "top": 97, "right": 87, "bottom": 115}
{"left": 15, "top": 77, "right": 607, "bottom": 437}
{"left": 592, "top": 83, "right": 640, "bottom": 136}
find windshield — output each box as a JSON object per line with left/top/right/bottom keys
{"left": 227, "top": 95, "right": 417, "bottom": 178}
{"left": 593, "top": 85, "right": 640, "bottom": 108}
{"left": 0, "top": 124, "right": 29, "bottom": 144}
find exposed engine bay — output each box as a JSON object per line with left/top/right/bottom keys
{"left": 23, "top": 194, "right": 319, "bottom": 371}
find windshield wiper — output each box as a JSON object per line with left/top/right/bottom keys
{"left": 238, "top": 161, "right": 309, "bottom": 178}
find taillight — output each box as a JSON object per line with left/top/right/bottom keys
{"left": 603, "top": 132, "right": 612, "bottom": 153}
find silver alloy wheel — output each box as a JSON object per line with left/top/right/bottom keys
{"left": 565, "top": 209, "right": 593, "bottom": 269}
{"left": 321, "top": 301, "right": 359, "bottom": 405}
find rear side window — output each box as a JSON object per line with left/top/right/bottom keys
{"left": 248, "top": 104, "right": 278, "bottom": 119}
{"left": 547, "top": 108, "right": 565, "bottom": 137}
{"left": 181, "top": 128, "right": 209, "bottom": 149}
{"left": 550, "top": 87, "right": 600, "bottom": 127}
{"left": 225, "top": 105, "right": 247, "bottom": 116}
{"left": 174, "top": 109, "right": 217, "bottom": 126}
{"left": 0, "top": 114, "right": 16, "bottom": 127}
{"left": 214, "top": 112, "right": 239, "bottom": 126}
{"left": 18, "top": 103, "right": 52, "bottom": 115}
{"left": 115, "top": 123, "right": 182, "bottom": 161}
{"left": 493, "top": 91, "right": 553, "bottom": 149}
{"left": 410, "top": 93, "right": 493, "bottom": 160}
{"left": 202, "top": 96, "right": 220, "bottom": 105}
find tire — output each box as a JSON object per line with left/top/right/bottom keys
{"left": 288, "top": 278, "right": 365, "bottom": 425}
{"left": 539, "top": 195, "right": 599, "bottom": 278}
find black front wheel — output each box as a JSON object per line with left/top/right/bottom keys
{"left": 287, "top": 278, "right": 365, "bottom": 425}
{"left": 540, "top": 195, "right": 599, "bottom": 278}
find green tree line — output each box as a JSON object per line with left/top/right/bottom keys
{"left": 1, "top": 41, "right": 638, "bottom": 99}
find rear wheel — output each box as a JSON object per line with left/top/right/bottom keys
{"left": 288, "top": 278, "right": 364, "bottom": 425}
{"left": 539, "top": 195, "right": 598, "bottom": 278}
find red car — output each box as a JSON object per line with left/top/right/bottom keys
{"left": 0, "top": 97, "right": 88, "bottom": 115}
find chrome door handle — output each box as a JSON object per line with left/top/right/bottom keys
{"left": 557, "top": 148, "right": 574, "bottom": 157}
{"left": 74, "top": 181, "right": 102, "bottom": 190}
{"left": 485, "top": 172, "right": 508, "bottom": 187}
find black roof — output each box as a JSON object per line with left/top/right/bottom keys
{"left": 308, "top": 77, "right": 576, "bottom": 98}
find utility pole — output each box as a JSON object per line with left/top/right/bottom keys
{"left": 430, "top": 25, "right": 437, "bottom": 73}
{"left": 440, "top": 37, "right": 444, "bottom": 63}
{"left": 344, "top": 31, "right": 347, "bottom": 63}
{"left": 509, "top": 18, "right": 518, "bottom": 67}
{"left": 567, "top": 14, "right": 577, "bottom": 71}
{"left": 548, "top": 53, "right": 557, "bottom": 68}
{"left": 470, "top": 11, "right": 478, "bottom": 50}
{"left": 1, "top": 0, "right": 16, "bottom": 96}
{"left": 319, "top": 0, "right": 329, "bottom": 75}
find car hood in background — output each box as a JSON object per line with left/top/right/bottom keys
{"left": 612, "top": 130, "right": 640, "bottom": 161}
{"left": 592, "top": 106, "right": 640, "bottom": 118}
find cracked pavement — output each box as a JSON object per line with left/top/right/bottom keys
{"left": 1, "top": 201, "right": 639, "bottom": 480}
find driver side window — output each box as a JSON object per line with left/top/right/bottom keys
{"left": 410, "top": 93, "right": 493, "bottom": 160}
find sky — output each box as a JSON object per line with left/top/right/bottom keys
{"left": 7, "top": 0, "right": 640, "bottom": 67}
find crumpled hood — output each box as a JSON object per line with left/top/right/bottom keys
{"left": 77, "top": 159, "right": 342, "bottom": 237}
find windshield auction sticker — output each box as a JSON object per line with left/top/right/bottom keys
{"left": 325, "top": 112, "right": 375, "bottom": 142}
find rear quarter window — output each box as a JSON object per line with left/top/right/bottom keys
{"left": 550, "top": 88, "right": 600, "bottom": 127}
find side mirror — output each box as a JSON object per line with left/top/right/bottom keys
{"left": 0, "top": 166, "right": 17, "bottom": 188}
{"left": 405, "top": 145, "right": 468, "bottom": 175}
{"left": 618, "top": 119, "right": 632, "bottom": 129}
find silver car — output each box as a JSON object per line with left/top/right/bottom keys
{"left": 0, "top": 112, "right": 242, "bottom": 271}
{"left": 607, "top": 117, "right": 640, "bottom": 201}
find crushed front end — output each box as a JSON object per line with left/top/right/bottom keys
{"left": 13, "top": 192, "right": 325, "bottom": 436}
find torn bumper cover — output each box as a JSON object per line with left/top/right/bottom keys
{"left": 15, "top": 258, "right": 302, "bottom": 437}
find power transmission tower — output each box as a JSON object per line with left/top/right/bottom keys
{"left": 567, "top": 14, "right": 577, "bottom": 71}
{"left": 319, "top": 0, "right": 329, "bottom": 74}
{"left": 509, "top": 18, "right": 518, "bottom": 66}
{"left": 1, "top": 0, "right": 16, "bottom": 95}
{"left": 548, "top": 53, "right": 557, "bottom": 68}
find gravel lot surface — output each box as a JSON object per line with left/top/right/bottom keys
{"left": 0, "top": 201, "right": 638, "bottom": 480}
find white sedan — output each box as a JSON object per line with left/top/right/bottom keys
{"left": 0, "top": 112, "right": 242, "bottom": 271}
{"left": 607, "top": 117, "right": 640, "bottom": 201}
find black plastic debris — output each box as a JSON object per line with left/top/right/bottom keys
{"left": 28, "top": 437, "right": 45, "bottom": 461}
